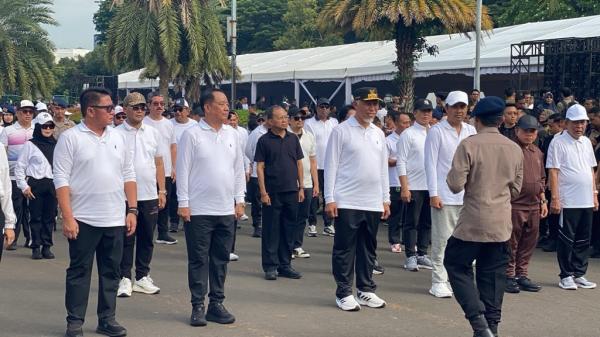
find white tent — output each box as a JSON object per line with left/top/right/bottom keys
{"left": 118, "top": 15, "right": 600, "bottom": 102}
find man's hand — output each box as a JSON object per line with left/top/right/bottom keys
{"left": 22, "top": 187, "right": 35, "bottom": 200}
{"left": 178, "top": 207, "right": 191, "bottom": 222}
{"left": 62, "top": 216, "right": 79, "bottom": 240}
{"left": 312, "top": 186, "right": 319, "bottom": 197}
{"left": 171, "top": 171, "right": 176, "bottom": 182}
{"left": 430, "top": 196, "right": 443, "bottom": 209}
{"left": 235, "top": 203, "right": 245, "bottom": 220}
{"left": 541, "top": 203, "right": 549, "bottom": 218}
{"left": 261, "top": 193, "right": 271, "bottom": 206}
{"left": 3, "top": 229, "right": 15, "bottom": 248}
{"left": 550, "top": 198, "right": 561, "bottom": 214}
{"left": 381, "top": 203, "right": 391, "bottom": 220}
{"left": 245, "top": 172, "right": 250, "bottom": 183}
{"left": 298, "top": 189, "right": 305, "bottom": 203}
{"left": 325, "top": 202, "right": 338, "bottom": 219}
{"left": 401, "top": 188, "right": 411, "bottom": 203}
{"left": 126, "top": 213, "right": 137, "bottom": 236}
{"left": 158, "top": 193, "right": 167, "bottom": 210}
{"left": 595, "top": 196, "right": 599, "bottom": 211}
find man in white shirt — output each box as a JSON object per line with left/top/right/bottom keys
{"left": 116, "top": 92, "right": 166, "bottom": 298}
{"left": 397, "top": 98, "right": 433, "bottom": 272}
{"left": 289, "top": 108, "right": 318, "bottom": 259}
{"left": 144, "top": 92, "right": 177, "bottom": 245}
{"left": 547, "top": 104, "right": 599, "bottom": 290}
{"left": 325, "top": 87, "right": 390, "bottom": 311}
{"left": 0, "top": 132, "right": 16, "bottom": 255}
{"left": 0, "top": 100, "right": 34, "bottom": 250}
{"left": 177, "top": 88, "right": 245, "bottom": 327}
{"left": 54, "top": 87, "right": 137, "bottom": 337}
{"left": 386, "top": 112, "right": 412, "bottom": 253}
{"left": 424, "top": 91, "right": 477, "bottom": 298}
{"left": 245, "top": 116, "right": 269, "bottom": 238}
{"left": 305, "top": 98, "right": 338, "bottom": 236}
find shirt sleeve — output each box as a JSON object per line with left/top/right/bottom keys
{"left": 53, "top": 132, "right": 74, "bottom": 189}
{"left": 380, "top": 132, "right": 390, "bottom": 204}
{"left": 446, "top": 141, "right": 470, "bottom": 194}
{"left": 424, "top": 128, "right": 440, "bottom": 197}
{"left": 294, "top": 136, "right": 304, "bottom": 161}
{"left": 324, "top": 127, "right": 342, "bottom": 204}
{"left": 253, "top": 136, "right": 266, "bottom": 163}
{"left": 0, "top": 128, "right": 8, "bottom": 147}
{"left": 308, "top": 134, "right": 317, "bottom": 157}
{"left": 587, "top": 141, "right": 597, "bottom": 168}
{"left": 176, "top": 130, "right": 193, "bottom": 208}
{"left": 0, "top": 149, "right": 16, "bottom": 229}
{"left": 14, "top": 142, "right": 31, "bottom": 191}
{"left": 396, "top": 131, "right": 411, "bottom": 177}
{"left": 511, "top": 150, "right": 525, "bottom": 200}
{"left": 121, "top": 134, "right": 136, "bottom": 183}
{"left": 233, "top": 136, "right": 246, "bottom": 204}
{"left": 545, "top": 138, "right": 560, "bottom": 169}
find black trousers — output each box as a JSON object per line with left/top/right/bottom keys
{"left": 247, "top": 177, "right": 262, "bottom": 228}
{"left": 309, "top": 169, "right": 330, "bottom": 227}
{"left": 332, "top": 209, "right": 380, "bottom": 298}
{"left": 28, "top": 178, "right": 57, "bottom": 249}
{"left": 557, "top": 208, "right": 593, "bottom": 278}
{"left": 65, "top": 222, "right": 124, "bottom": 325}
{"left": 403, "top": 190, "right": 431, "bottom": 257}
{"left": 540, "top": 189, "right": 559, "bottom": 240}
{"left": 388, "top": 187, "right": 404, "bottom": 245}
{"left": 261, "top": 191, "right": 298, "bottom": 272}
{"left": 157, "top": 177, "right": 174, "bottom": 236}
{"left": 168, "top": 179, "right": 179, "bottom": 226}
{"left": 121, "top": 200, "right": 158, "bottom": 280}
{"left": 444, "top": 237, "right": 510, "bottom": 324}
{"left": 591, "top": 194, "right": 600, "bottom": 253}
{"left": 184, "top": 215, "right": 234, "bottom": 306}
{"left": 293, "top": 188, "right": 313, "bottom": 249}
{"left": 11, "top": 180, "right": 29, "bottom": 245}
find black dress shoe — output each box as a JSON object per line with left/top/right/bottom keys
{"left": 31, "top": 248, "right": 43, "bottom": 260}
{"left": 473, "top": 329, "right": 495, "bottom": 337}
{"left": 470, "top": 314, "right": 495, "bottom": 337}
{"left": 65, "top": 324, "right": 83, "bottom": 337}
{"left": 42, "top": 246, "right": 55, "bottom": 259}
{"left": 206, "top": 302, "right": 235, "bottom": 324}
{"left": 265, "top": 270, "right": 277, "bottom": 280}
{"left": 96, "top": 320, "right": 127, "bottom": 337}
{"left": 190, "top": 304, "right": 207, "bottom": 327}
{"left": 504, "top": 278, "right": 520, "bottom": 293}
{"left": 278, "top": 267, "right": 302, "bottom": 279}
{"left": 252, "top": 226, "right": 262, "bottom": 238}
{"left": 516, "top": 276, "right": 542, "bottom": 292}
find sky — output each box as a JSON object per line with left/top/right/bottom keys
{"left": 46, "top": 0, "right": 98, "bottom": 49}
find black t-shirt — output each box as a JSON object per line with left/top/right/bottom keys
{"left": 254, "top": 130, "right": 304, "bottom": 193}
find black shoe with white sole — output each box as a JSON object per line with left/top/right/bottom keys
{"left": 155, "top": 234, "right": 178, "bottom": 245}
{"left": 96, "top": 320, "right": 127, "bottom": 337}
{"left": 206, "top": 302, "right": 235, "bottom": 324}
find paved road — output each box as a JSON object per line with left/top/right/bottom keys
{"left": 1, "top": 219, "right": 600, "bottom": 337}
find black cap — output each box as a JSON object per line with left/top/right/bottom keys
{"left": 516, "top": 114, "right": 541, "bottom": 130}
{"left": 471, "top": 96, "right": 506, "bottom": 117}
{"left": 257, "top": 113, "right": 266, "bottom": 121}
{"left": 354, "top": 87, "right": 381, "bottom": 102}
{"left": 414, "top": 98, "right": 433, "bottom": 111}
{"left": 173, "top": 98, "right": 189, "bottom": 108}
{"left": 288, "top": 107, "right": 301, "bottom": 118}
{"left": 317, "top": 97, "right": 330, "bottom": 106}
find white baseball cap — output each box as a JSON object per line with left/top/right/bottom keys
{"left": 445, "top": 91, "right": 469, "bottom": 106}
{"left": 18, "top": 100, "right": 35, "bottom": 110}
{"left": 565, "top": 104, "right": 589, "bottom": 121}
{"left": 33, "top": 112, "right": 54, "bottom": 125}
{"left": 36, "top": 102, "right": 48, "bottom": 112}
{"left": 114, "top": 105, "right": 124, "bottom": 114}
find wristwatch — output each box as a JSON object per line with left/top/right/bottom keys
{"left": 540, "top": 199, "right": 547, "bottom": 205}
{"left": 127, "top": 207, "right": 139, "bottom": 216}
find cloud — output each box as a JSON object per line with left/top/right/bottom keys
{"left": 46, "top": 0, "right": 98, "bottom": 49}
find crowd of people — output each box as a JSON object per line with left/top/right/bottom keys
{"left": 0, "top": 84, "right": 598, "bottom": 337}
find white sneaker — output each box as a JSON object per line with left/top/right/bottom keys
{"left": 404, "top": 256, "right": 419, "bottom": 271}
{"left": 229, "top": 253, "right": 239, "bottom": 261}
{"left": 574, "top": 276, "right": 597, "bottom": 289}
{"left": 336, "top": 295, "right": 361, "bottom": 311}
{"left": 558, "top": 276, "right": 577, "bottom": 290}
{"left": 417, "top": 255, "right": 433, "bottom": 270}
{"left": 356, "top": 291, "right": 386, "bottom": 308}
{"left": 307, "top": 225, "right": 317, "bottom": 237}
{"left": 240, "top": 214, "right": 249, "bottom": 221}
{"left": 117, "top": 277, "right": 132, "bottom": 297}
{"left": 133, "top": 276, "right": 160, "bottom": 294}
{"left": 323, "top": 225, "right": 335, "bottom": 236}
{"left": 429, "top": 282, "right": 453, "bottom": 298}
{"left": 293, "top": 247, "right": 310, "bottom": 258}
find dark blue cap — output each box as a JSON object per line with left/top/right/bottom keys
{"left": 432, "top": 108, "right": 443, "bottom": 120}
{"left": 53, "top": 97, "right": 67, "bottom": 108}
{"left": 5, "top": 106, "right": 15, "bottom": 114}
{"left": 471, "top": 96, "right": 505, "bottom": 117}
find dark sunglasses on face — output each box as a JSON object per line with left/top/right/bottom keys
{"left": 92, "top": 105, "right": 115, "bottom": 112}
{"left": 174, "top": 107, "right": 184, "bottom": 113}
{"left": 318, "top": 105, "right": 330, "bottom": 109}
{"left": 41, "top": 123, "right": 55, "bottom": 130}
{"left": 21, "top": 109, "right": 34, "bottom": 115}
{"left": 115, "top": 115, "right": 126, "bottom": 120}
{"left": 291, "top": 116, "right": 304, "bottom": 121}
{"left": 131, "top": 105, "right": 146, "bottom": 112}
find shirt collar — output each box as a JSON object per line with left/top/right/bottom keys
{"left": 347, "top": 116, "right": 376, "bottom": 129}
{"left": 79, "top": 121, "right": 110, "bottom": 137}
{"left": 122, "top": 120, "right": 145, "bottom": 131}
{"left": 479, "top": 126, "right": 500, "bottom": 134}
{"left": 564, "top": 131, "right": 585, "bottom": 143}
{"left": 14, "top": 122, "right": 32, "bottom": 130}
{"left": 412, "top": 122, "right": 428, "bottom": 132}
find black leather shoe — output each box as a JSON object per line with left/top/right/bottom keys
{"left": 206, "top": 302, "right": 235, "bottom": 324}
{"left": 470, "top": 315, "right": 495, "bottom": 337}
{"left": 265, "top": 270, "right": 277, "bottom": 280}
{"left": 278, "top": 267, "right": 302, "bottom": 279}
{"left": 516, "top": 276, "right": 542, "bottom": 292}
{"left": 488, "top": 322, "right": 499, "bottom": 337}
{"left": 31, "top": 248, "right": 43, "bottom": 260}
{"left": 96, "top": 320, "right": 127, "bottom": 337}
{"left": 42, "top": 246, "right": 55, "bottom": 259}
{"left": 65, "top": 324, "right": 83, "bottom": 337}
{"left": 252, "top": 226, "right": 262, "bottom": 238}
{"left": 190, "top": 304, "right": 207, "bottom": 327}
{"left": 505, "top": 278, "right": 520, "bottom": 293}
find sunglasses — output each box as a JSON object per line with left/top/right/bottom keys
{"left": 115, "top": 115, "right": 126, "bottom": 120}
{"left": 20, "top": 110, "right": 35, "bottom": 115}
{"left": 291, "top": 116, "right": 305, "bottom": 121}
{"left": 130, "top": 105, "right": 146, "bottom": 112}
{"left": 41, "top": 123, "right": 55, "bottom": 130}
{"left": 318, "top": 105, "right": 330, "bottom": 109}
{"left": 174, "top": 107, "right": 184, "bottom": 113}
{"left": 92, "top": 105, "right": 115, "bottom": 112}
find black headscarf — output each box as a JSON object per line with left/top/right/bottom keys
{"left": 30, "top": 123, "right": 56, "bottom": 167}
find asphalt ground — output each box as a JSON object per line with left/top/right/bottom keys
{"left": 1, "top": 216, "right": 599, "bottom": 337}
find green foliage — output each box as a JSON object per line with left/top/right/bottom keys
{"left": 234, "top": 109, "right": 249, "bottom": 127}
{"left": 236, "top": 0, "right": 287, "bottom": 53}
{"left": 488, "top": 0, "right": 600, "bottom": 27}
{"left": 93, "top": 0, "right": 116, "bottom": 45}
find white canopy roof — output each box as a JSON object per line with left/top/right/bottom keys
{"left": 119, "top": 14, "right": 600, "bottom": 89}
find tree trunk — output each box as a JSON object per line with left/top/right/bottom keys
{"left": 394, "top": 21, "right": 417, "bottom": 112}
{"left": 158, "top": 60, "right": 169, "bottom": 98}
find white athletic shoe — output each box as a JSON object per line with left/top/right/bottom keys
{"left": 323, "top": 225, "right": 335, "bottom": 237}
{"left": 559, "top": 276, "right": 577, "bottom": 290}
{"left": 307, "top": 225, "right": 318, "bottom": 237}
{"left": 229, "top": 253, "right": 239, "bottom": 261}
{"left": 336, "top": 295, "right": 361, "bottom": 311}
{"left": 117, "top": 278, "right": 132, "bottom": 298}
{"left": 404, "top": 256, "right": 419, "bottom": 271}
{"left": 356, "top": 291, "right": 386, "bottom": 308}
{"left": 574, "top": 276, "right": 597, "bottom": 289}
{"left": 240, "top": 214, "right": 249, "bottom": 221}
{"left": 133, "top": 276, "right": 160, "bottom": 294}
{"left": 429, "top": 282, "right": 453, "bottom": 298}
{"left": 293, "top": 247, "right": 311, "bottom": 258}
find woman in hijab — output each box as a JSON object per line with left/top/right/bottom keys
{"left": 2, "top": 107, "right": 15, "bottom": 126}
{"left": 14, "top": 112, "right": 57, "bottom": 260}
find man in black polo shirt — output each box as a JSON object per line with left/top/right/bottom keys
{"left": 255, "top": 105, "right": 305, "bottom": 281}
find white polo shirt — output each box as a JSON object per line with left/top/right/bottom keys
{"left": 304, "top": 116, "right": 339, "bottom": 170}
{"left": 245, "top": 124, "right": 268, "bottom": 178}
{"left": 116, "top": 121, "right": 161, "bottom": 201}
{"left": 171, "top": 118, "right": 197, "bottom": 144}
{"left": 53, "top": 123, "right": 136, "bottom": 227}
{"left": 0, "top": 147, "right": 16, "bottom": 229}
{"left": 386, "top": 131, "right": 401, "bottom": 188}
{"left": 396, "top": 122, "right": 429, "bottom": 191}
{"left": 425, "top": 120, "right": 476, "bottom": 205}
{"left": 0, "top": 122, "right": 34, "bottom": 179}
{"left": 176, "top": 120, "right": 245, "bottom": 216}
{"left": 14, "top": 141, "right": 53, "bottom": 191}
{"left": 143, "top": 116, "right": 175, "bottom": 177}
{"left": 296, "top": 129, "right": 316, "bottom": 189}
{"left": 324, "top": 116, "right": 390, "bottom": 212}
{"left": 234, "top": 125, "right": 251, "bottom": 173}
{"left": 546, "top": 131, "right": 597, "bottom": 208}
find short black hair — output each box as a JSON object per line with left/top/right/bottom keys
{"left": 477, "top": 114, "right": 503, "bottom": 127}
{"left": 560, "top": 87, "right": 572, "bottom": 98}
{"left": 471, "top": 89, "right": 480, "bottom": 94}
{"left": 80, "top": 87, "right": 112, "bottom": 117}
{"left": 147, "top": 91, "right": 163, "bottom": 103}
{"left": 393, "top": 111, "right": 412, "bottom": 122}
{"left": 200, "top": 88, "right": 226, "bottom": 111}
{"left": 504, "top": 87, "right": 516, "bottom": 98}
{"left": 548, "top": 113, "right": 563, "bottom": 122}
{"left": 337, "top": 105, "right": 355, "bottom": 122}
{"left": 266, "top": 105, "right": 285, "bottom": 120}
{"left": 504, "top": 102, "right": 517, "bottom": 109}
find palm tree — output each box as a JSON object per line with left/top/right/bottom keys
{"left": 319, "top": 0, "right": 493, "bottom": 109}
{"left": 0, "top": 0, "right": 56, "bottom": 99}
{"left": 106, "top": 0, "right": 231, "bottom": 99}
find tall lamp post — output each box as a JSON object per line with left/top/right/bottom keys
{"left": 228, "top": 0, "right": 238, "bottom": 108}
{"left": 474, "top": 0, "right": 482, "bottom": 90}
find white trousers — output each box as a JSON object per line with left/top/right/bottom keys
{"left": 431, "top": 205, "right": 462, "bottom": 284}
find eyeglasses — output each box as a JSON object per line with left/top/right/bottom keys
{"left": 92, "top": 105, "right": 115, "bottom": 112}
{"left": 115, "top": 115, "right": 126, "bottom": 120}
{"left": 130, "top": 105, "right": 146, "bottom": 112}
{"left": 174, "top": 107, "right": 184, "bottom": 113}
{"left": 152, "top": 102, "right": 165, "bottom": 106}
{"left": 41, "top": 124, "right": 55, "bottom": 130}
{"left": 20, "top": 110, "right": 34, "bottom": 115}
{"left": 291, "top": 116, "right": 304, "bottom": 121}
{"left": 318, "top": 105, "right": 330, "bottom": 109}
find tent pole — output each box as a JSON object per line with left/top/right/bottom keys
{"left": 474, "top": 0, "right": 482, "bottom": 90}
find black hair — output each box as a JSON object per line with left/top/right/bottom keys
{"left": 504, "top": 87, "right": 516, "bottom": 98}
{"left": 80, "top": 87, "right": 112, "bottom": 117}
{"left": 471, "top": 89, "right": 480, "bottom": 94}
{"left": 266, "top": 105, "right": 285, "bottom": 120}
{"left": 589, "top": 107, "right": 600, "bottom": 115}
{"left": 146, "top": 91, "right": 163, "bottom": 103}
{"left": 477, "top": 114, "right": 503, "bottom": 127}
{"left": 393, "top": 111, "right": 412, "bottom": 122}
{"left": 504, "top": 102, "right": 517, "bottom": 109}
{"left": 560, "top": 87, "right": 572, "bottom": 98}
{"left": 199, "top": 88, "right": 226, "bottom": 111}
{"left": 337, "top": 105, "right": 355, "bottom": 122}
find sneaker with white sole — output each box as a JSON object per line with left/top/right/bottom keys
{"left": 574, "top": 276, "right": 597, "bottom": 289}
{"left": 559, "top": 276, "right": 577, "bottom": 290}
{"left": 293, "top": 248, "right": 310, "bottom": 258}
{"left": 336, "top": 295, "right": 361, "bottom": 311}
{"left": 404, "top": 256, "right": 419, "bottom": 271}
{"left": 323, "top": 225, "right": 335, "bottom": 236}
{"left": 417, "top": 255, "right": 433, "bottom": 270}
{"left": 133, "top": 276, "right": 160, "bottom": 294}
{"left": 156, "top": 234, "right": 178, "bottom": 245}
{"left": 356, "top": 291, "right": 386, "bottom": 308}
{"left": 307, "top": 225, "right": 317, "bottom": 237}
{"left": 117, "top": 278, "right": 132, "bottom": 297}
{"left": 429, "top": 282, "right": 453, "bottom": 298}
{"left": 240, "top": 214, "right": 249, "bottom": 221}
{"left": 229, "top": 253, "right": 239, "bottom": 261}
